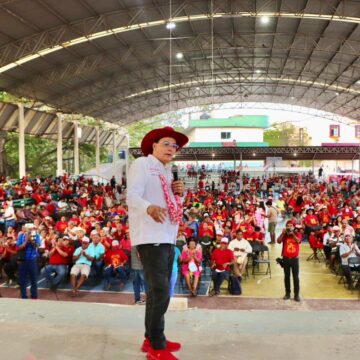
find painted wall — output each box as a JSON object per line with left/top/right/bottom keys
{"left": 187, "top": 127, "right": 264, "bottom": 143}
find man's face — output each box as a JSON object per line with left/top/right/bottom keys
{"left": 152, "top": 137, "right": 178, "bottom": 164}
{"left": 92, "top": 235, "right": 100, "bottom": 244}
{"left": 344, "top": 236, "right": 352, "bottom": 245}
{"left": 82, "top": 241, "right": 89, "bottom": 249}
{"left": 236, "top": 232, "right": 243, "bottom": 240}
{"left": 286, "top": 223, "right": 294, "bottom": 232}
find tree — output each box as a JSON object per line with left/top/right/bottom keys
{"left": 126, "top": 113, "right": 185, "bottom": 147}
{"left": 3, "top": 133, "right": 108, "bottom": 178}
{"left": 264, "top": 122, "right": 311, "bottom": 146}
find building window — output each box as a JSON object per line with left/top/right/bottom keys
{"left": 221, "top": 132, "right": 231, "bottom": 139}
{"left": 329, "top": 125, "right": 340, "bottom": 138}
{"left": 355, "top": 125, "right": 360, "bottom": 138}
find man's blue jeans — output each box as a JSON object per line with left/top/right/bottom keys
{"left": 133, "top": 269, "right": 148, "bottom": 302}
{"left": 103, "top": 265, "right": 127, "bottom": 284}
{"left": 19, "top": 260, "right": 38, "bottom": 299}
{"left": 44, "top": 264, "right": 67, "bottom": 288}
{"left": 211, "top": 270, "right": 229, "bottom": 293}
{"left": 92, "top": 260, "right": 104, "bottom": 279}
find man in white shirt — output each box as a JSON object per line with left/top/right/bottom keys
{"left": 339, "top": 234, "right": 360, "bottom": 289}
{"left": 3, "top": 202, "right": 16, "bottom": 232}
{"left": 127, "top": 126, "right": 188, "bottom": 360}
{"left": 228, "top": 230, "right": 252, "bottom": 278}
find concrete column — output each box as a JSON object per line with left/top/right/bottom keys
{"left": 95, "top": 127, "right": 100, "bottom": 177}
{"left": 56, "top": 116, "right": 63, "bottom": 176}
{"left": 125, "top": 134, "right": 130, "bottom": 180}
{"left": 73, "top": 121, "right": 80, "bottom": 175}
{"left": 233, "top": 159, "right": 236, "bottom": 170}
{"left": 239, "top": 152, "right": 243, "bottom": 192}
{"left": 18, "top": 103, "right": 26, "bottom": 178}
{"left": 112, "top": 131, "right": 117, "bottom": 176}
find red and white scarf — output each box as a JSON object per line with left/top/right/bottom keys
{"left": 159, "top": 174, "right": 182, "bottom": 224}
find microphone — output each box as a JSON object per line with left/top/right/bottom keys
{"left": 171, "top": 164, "right": 179, "bottom": 181}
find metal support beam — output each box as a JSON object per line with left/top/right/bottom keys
{"left": 312, "top": 153, "right": 316, "bottom": 175}
{"left": 56, "top": 115, "right": 63, "bottom": 176}
{"left": 18, "top": 103, "right": 26, "bottom": 178}
{"left": 73, "top": 121, "right": 80, "bottom": 175}
{"left": 112, "top": 131, "right": 117, "bottom": 176}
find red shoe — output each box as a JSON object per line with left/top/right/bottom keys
{"left": 141, "top": 338, "right": 181, "bottom": 353}
{"left": 147, "top": 348, "right": 179, "bottom": 360}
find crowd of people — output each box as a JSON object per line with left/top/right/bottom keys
{"left": 0, "top": 170, "right": 359, "bottom": 300}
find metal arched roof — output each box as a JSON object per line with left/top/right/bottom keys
{"left": 0, "top": 101, "right": 115, "bottom": 146}
{"left": 0, "top": 0, "right": 360, "bottom": 125}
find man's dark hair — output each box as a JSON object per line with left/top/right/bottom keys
{"left": 266, "top": 200, "right": 272, "bottom": 206}
{"left": 236, "top": 229, "right": 243, "bottom": 234}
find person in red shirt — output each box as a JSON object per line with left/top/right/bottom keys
{"left": 210, "top": 238, "right": 235, "bottom": 296}
{"left": 44, "top": 236, "right": 74, "bottom": 290}
{"left": 304, "top": 208, "right": 321, "bottom": 238}
{"left": 243, "top": 225, "right": 258, "bottom": 242}
{"left": 103, "top": 240, "right": 129, "bottom": 290}
{"left": 55, "top": 216, "right": 68, "bottom": 233}
{"left": 1, "top": 236, "right": 18, "bottom": 285}
{"left": 92, "top": 193, "right": 104, "bottom": 210}
{"left": 341, "top": 204, "right": 353, "bottom": 221}
{"left": 277, "top": 220, "right": 301, "bottom": 302}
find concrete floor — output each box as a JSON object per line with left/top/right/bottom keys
{"left": 1, "top": 298, "right": 360, "bottom": 360}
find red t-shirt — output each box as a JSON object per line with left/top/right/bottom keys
{"left": 49, "top": 246, "right": 74, "bottom": 265}
{"left": 282, "top": 236, "right": 300, "bottom": 258}
{"left": 243, "top": 231, "right": 258, "bottom": 242}
{"left": 304, "top": 215, "right": 319, "bottom": 227}
{"left": 104, "top": 249, "right": 128, "bottom": 267}
{"left": 55, "top": 221, "right": 68, "bottom": 233}
{"left": 211, "top": 248, "right": 234, "bottom": 271}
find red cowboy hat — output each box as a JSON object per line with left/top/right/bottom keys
{"left": 141, "top": 126, "right": 189, "bottom": 156}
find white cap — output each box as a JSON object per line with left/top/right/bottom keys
{"left": 220, "top": 237, "right": 229, "bottom": 244}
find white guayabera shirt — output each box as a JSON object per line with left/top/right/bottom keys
{"left": 127, "top": 155, "right": 181, "bottom": 246}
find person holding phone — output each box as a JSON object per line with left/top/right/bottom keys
{"left": 277, "top": 220, "right": 301, "bottom": 302}
{"left": 16, "top": 223, "right": 41, "bottom": 299}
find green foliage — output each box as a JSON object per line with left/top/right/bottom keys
{"left": 126, "top": 113, "right": 185, "bottom": 147}
{"left": 264, "top": 122, "right": 311, "bottom": 146}
{"left": 4, "top": 133, "right": 107, "bottom": 177}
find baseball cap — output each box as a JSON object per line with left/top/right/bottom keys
{"left": 112, "top": 240, "right": 120, "bottom": 247}
{"left": 333, "top": 226, "right": 340, "bottom": 231}
{"left": 82, "top": 238, "right": 90, "bottom": 243}
{"left": 216, "top": 230, "right": 224, "bottom": 236}
{"left": 220, "top": 237, "right": 229, "bottom": 244}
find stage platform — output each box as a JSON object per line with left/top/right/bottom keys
{"left": 0, "top": 297, "right": 359, "bottom": 360}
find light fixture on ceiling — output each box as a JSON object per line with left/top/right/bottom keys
{"left": 252, "top": 153, "right": 256, "bottom": 156}
{"left": 356, "top": 80, "right": 360, "bottom": 85}
{"left": 212, "top": 153, "right": 215, "bottom": 157}
{"left": 196, "top": 87, "right": 200, "bottom": 90}
{"left": 290, "top": 96, "right": 295, "bottom": 100}
{"left": 176, "top": 52, "right": 184, "bottom": 59}
{"left": 294, "top": 153, "right": 297, "bottom": 156}
{"left": 335, "top": 92, "right": 339, "bottom": 96}
{"left": 260, "top": 16, "right": 270, "bottom": 24}
{"left": 166, "top": 22, "right": 176, "bottom": 30}
{"left": 255, "top": 69, "right": 262, "bottom": 74}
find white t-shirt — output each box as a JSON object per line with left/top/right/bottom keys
{"left": 4, "top": 206, "right": 16, "bottom": 221}
{"left": 228, "top": 238, "right": 252, "bottom": 258}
